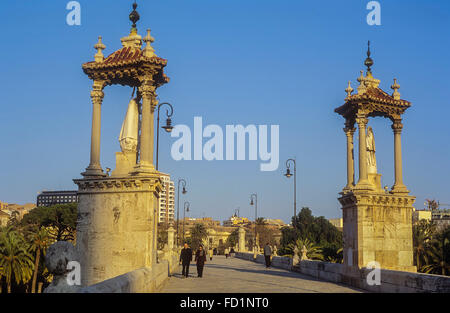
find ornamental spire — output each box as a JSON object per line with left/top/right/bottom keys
{"left": 129, "top": 1, "right": 140, "bottom": 34}
{"left": 364, "top": 41, "right": 374, "bottom": 74}
{"left": 121, "top": 1, "right": 142, "bottom": 48}
{"left": 143, "top": 29, "right": 156, "bottom": 58}
{"left": 94, "top": 36, "right": 106, "bottom": 63}
{"left": 391, "top": 78, "right": 401, "bottom": 100}
{"left": 345, "top": 81, "right": 354, "bottom": 97}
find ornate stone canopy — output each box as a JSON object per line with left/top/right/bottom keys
{"left": 82, "top": 46, "right": 169, "bottom": 88}
{"left": 335, "top": 73, "right": 411, "bottom": 124}
{"left": 81, "top": 2, "right": 168, "bottom": 177}
{"left": 336, "top": 42, "right": 411, "bottom": 194}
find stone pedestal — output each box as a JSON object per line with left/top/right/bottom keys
{"left": 167, "top": 226, "right": 175, "bottom": 251}
{"left": 73, "top": 175, "right": 162, "bottom": 286}
{"left": 338, "top": 190, "right": 416, "bottom": 272}
{"left": 111, "top": 151, "right": 137, "bottom": 177}
{"left": 368, "top": 173, "right": 382, "bottom": 191}
{"left": 238, "top": 227, "right": 246, "bottom": 252}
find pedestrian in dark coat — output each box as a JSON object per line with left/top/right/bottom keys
{"left": 263, "top": 243, "right": 272, "bottom": 268}
{"left": 179, "top": 243, "right": 193, "bottom": 278}
{"left": 195, "top": 245, "right": 207, "bottom": 278}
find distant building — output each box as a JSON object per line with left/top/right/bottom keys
{"left": 412, "top": 209, "right": 432, "bottom": 224}
{"left": 158, "top": 173, "right": 175, "bottom": 224}
{"left": 329, "top": 218, "right": 343, "bottom": 230}
{"left": 264, "top": 219, "right": 286, "bottom": 228}
{"left": 183, "top": 217, "right": 221, "bottom": 228}
{"left": 223, "top": 214, "right": 250, "bottom": 227}
{"left": 37, "top": 190, "right": 78, "bottom": 207}
{"left": 0, "top": 210, "right": 10, "bottom": 226}
{"left": 431, "top": 209, "right": 450, "bottom": 230}
{"left": 0, "top": 201, "right": 8, "bottom": 211}
{"left": 2, "top": 203, "right": 36, "bottom": 220}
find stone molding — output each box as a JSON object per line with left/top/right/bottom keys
{"left": 73, "top": 176, "right": 162, "bottom": 195}
{"left": 338, "top": 191, "right": 416, "bottom": 209}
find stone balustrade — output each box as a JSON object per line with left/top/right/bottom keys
{"left": 80, "top": 252, "right": 180, "bottom": 293}
{"left": 235, "top": 252, "right": 450, "bottom": 293}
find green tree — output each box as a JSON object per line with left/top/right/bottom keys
{"left": 280, "top": 207, "right": 342, "bottom": 258}
{"left": 422, "top": 227, "right": 450, "bottom": 276}
{"left": 292, "top": 208, "right": 342, "bottom": 245}
{"left": 29, "top": 227, "right": 50, "bottom": 293}
{"left": 254, "top": 218, "right": 276, "bottom": 247}
{"left": 7, "top": 211, "right": 20, "bottom": 228}
{"left": 21, "top": 204, "right": 77, "bottom": 242}
{"left": 157, "top": 223, "right": 169, "bottom": 250}
{"left": 412, "top": 219, "right": 436, "bottom": 271}
{"left": 189, "top": 224, "right": 208, "bottom": 251}
{"left": 0, "top": 228, "right": 34, "bottom": 293}
{"left": 226, "top": 228, "right": 239, "bottom": 248}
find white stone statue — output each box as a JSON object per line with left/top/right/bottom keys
{"left": 366, "top": 126, "right": 377, "bottom": 174}
{"left": 301, "top": 245, "right": 308, "bottom": 261}
{"left": 119, "top": 98, "right": 139, "bottom": 153}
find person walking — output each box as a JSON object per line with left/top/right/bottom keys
{"left": 195, "top": 245, "right": 207, "bottom": 278}
{"left": 263, "top": 243, "right": 272, "bottom": 268}
{"left": 179, "top": 243, "right": 193, "bottom": 278}
{"left": 208, "top": 247, "right": 213, "bottom": 261}
{"left": 224, "top": 247, "right": 229, "bottom": 258}
{"left": 230, "top": 247, "right": 235, "bottom": 258}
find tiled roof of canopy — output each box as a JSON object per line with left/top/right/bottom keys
{"left": 347, "top": 87, "right": 411, "bottom": 107}
{"left": 83, "top": 46, "right": 168, "bottom": 69}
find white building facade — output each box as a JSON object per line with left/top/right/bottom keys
{"left": 158, "top": 173, "right": 175, "bottom": 224}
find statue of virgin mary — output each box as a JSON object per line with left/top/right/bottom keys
{"left": 119, "top": 98, "right": 139, "bottom": 153}
{"left": 366, "top": 126, "right": 377, "bottom": 174}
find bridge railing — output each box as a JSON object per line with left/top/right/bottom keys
{"left": 235, "top": 252, "right": 450, "bottom": 293}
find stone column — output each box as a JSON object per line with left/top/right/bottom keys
{"left": 238, "top": 227, "right": 246, "bottom": 252}
{"left": 83, "top": 81, "right": 105, "bottom": 177}
{"left": 167, "top": 225, "right": 175, "bottom": 250}
{"left": 134, "top": 81, "right": 156, "bottom": 174}
{"left": 344, "top": 126, "right": 356, "bottom": 191}
{"left": 355, "top": 115, "right": 371, "bottom": 189}
{"left": 392, "top": 120, "right": 408, "bottom": 193}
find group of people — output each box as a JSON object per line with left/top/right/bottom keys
{"left": 179, "top": 243, "right": 211, "bottom": 278}
{"left": 178, "top": 242, "right": 274, "bottom": 278}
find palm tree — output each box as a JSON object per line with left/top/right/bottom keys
{"left": 412, "top": 220, "right": 435, "bottom": 271}
{"left": 0, "top": 228, "right": 34, "bottom": 293}
{"left": 422, "top": 228, "right": 450, "bottom": 276}
{"left": 255, "top": 217, "right": 266, "bottom": 225}
{"left": 288, "top": 237, "right": 324, "bottom": 260}
{"left": 29, "top": 227, "right": 50, "bottom": 293}
{"left": 190, "top": 224, "right": 208, "bottom": 251}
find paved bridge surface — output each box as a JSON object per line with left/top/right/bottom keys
{"left": 161, "top": 255, "right": 362, "bottom": 293}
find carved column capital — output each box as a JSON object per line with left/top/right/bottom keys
{"left": 392, "top": 120, "right": 403, "bottom": 134}
{"left": 90, "top": 81, "right": 105, "bottom": 103}
{"left": 90, "top": 90, "right": 104, "bottom": 102}
{"left": 343, "top": 127, "right": 356, "bottom": 136}
{"left": 355, "top": 115, "right": 368, "bottom": 127}
{"left": 139, "top": 81, "right": 156, "bottom": 98}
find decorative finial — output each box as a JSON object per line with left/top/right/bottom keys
{"left": 364, "top": 41, "right": 374, "bottom": 74}
{"left": 391, "top": 78, "right": 401, "bottom": 100}
{"left": 345, "top": 81, "right": 354, "bottom": 97}
{"left": 94, "top": 36, "right": 106, "bottom": 63}
{"left": 129, "top": 1, "right": 140, "bottom": 34}
{"left": 357, "top": 70, "right": 367, "bottom": 94}
{"left": 143, "top": 29, "right": 156, "bottom": 58}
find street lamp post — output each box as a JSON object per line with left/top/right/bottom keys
{"left": 182, "top": 201, "right": 190, "bottom": 243}
{"left": 176, "top": 178, "right": 187, "bottom": 246}
{"left": 284, "top": 158, "right": 297, "bottom": 225}
{"left": 156, "top": 102, "right": 174, "bottom": 171}
{"left": 250, "top": 194, "right": 257, "bottom": 250}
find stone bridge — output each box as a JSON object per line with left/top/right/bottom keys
{"left": 162, "top": 255, "right": 361, "bottom": 293}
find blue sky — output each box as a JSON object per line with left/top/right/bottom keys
{"left": 0, "top": 0, "right": 449, "bottom": 223}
